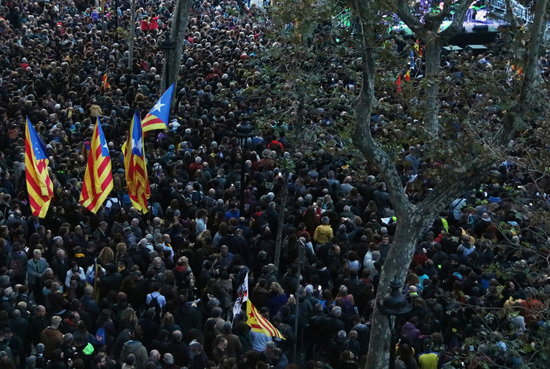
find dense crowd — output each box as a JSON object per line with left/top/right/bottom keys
{"left": 0, "top": 0, "right": 549, "bottom": 369}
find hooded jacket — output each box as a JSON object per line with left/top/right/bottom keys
{"left": 121, "top": 340, "right": 148, "bottom": 369}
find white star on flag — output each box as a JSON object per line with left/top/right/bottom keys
{"left": 152, "top": 101, "right": 165, "bottom": 112}
{"left": 132, "top": 138, "right": 142, "bottom": 153}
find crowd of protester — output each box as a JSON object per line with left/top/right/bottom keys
{"left": 0, "top": 0, "right": 549, "bottom": 368}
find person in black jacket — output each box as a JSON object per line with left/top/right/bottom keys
{"left": 29, "top": 305, "right": 48, "bottom": 346}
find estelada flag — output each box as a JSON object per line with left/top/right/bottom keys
{"left": 79, "top": 118, "right": 113, "bottom": 213}
{"left": 25, "top": 118, "right": 54, "bottom": 218}
{"left": 141, "top": 83, "right": 175, "bottom": 132}
{"left": 404, "top": 70, "right": 411, "bottom": 82}
{"left": 101, "top": 73, "right": 111, "bottom": 90}
{"left": 246, "top": 300, "right": 285, "bottom": 340}
{"left": 122, "top": 112, "right": 150, "bottom": 213}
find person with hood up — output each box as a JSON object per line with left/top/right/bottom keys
{"left": 120, "top": 338, "right": 148, "bottom": 369}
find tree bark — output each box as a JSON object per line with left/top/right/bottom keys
{"left": 396, "top": 0, "right": 474, "bottom": 136}
{"left": 128, "top": 0, "right": 136, "bottom": 70}
{"left": 161, "top": 0, "right": 193, "bottom": 92}
{"left": 423, "top": 37, "right": 442, "bottom": 135}
{"left": 502, "top": 0, "right": 548, "bottom": 141}
{"left": 365, "top": 211, "right": 426, "bottom": 369}
{"left": 518, "top": 0, "right": 548, "bottom": 109}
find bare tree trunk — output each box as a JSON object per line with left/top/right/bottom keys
{"left": 161, "top": 0, "right": 193, "bottom": 92}
{"left": 503, "top": 0, "right": 549, "bottom": 139}
{"left": 519, "top": 0, "right": 548, "bottom": 107}
{"left": 128, "top": 0, "right": 136, "bottom": 70}
{"left": 396, "top": 0, "right": 474, "bottom": 136}
{"left": 424, "top": 37, "right": 443, "bottom": 136}
{"left": 365, "top": 212, "right": 426, "bottom": 369}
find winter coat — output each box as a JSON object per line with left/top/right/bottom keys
{"left": 26, "top": 257, "right": 49, "bottom": 285}
{"left": 313, "top": 224, "right": 333, "bottom": 245}
{"left": 121, "top": 340, "right": 148, "bottom": 369}
{"left": 39, "top": 327, "right": 64, "bottom": 359}
{"left": 401, "top": 322, "right": 421, "bottom": 342}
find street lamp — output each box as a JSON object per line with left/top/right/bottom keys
{"left": 378, "top": 278, "right": 412, "bottom": 369}
{"left": 236, "top": 121, "right": 254, "bottom": 217}
{"left": 159, "top": 38, "right": 177, "bottom": 91}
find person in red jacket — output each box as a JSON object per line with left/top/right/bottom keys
{"left": 149, "top": 16, "right": 159, "bottom": 31}
{"left": 188, "top": 156, "right": 203, "bottom": 176}
{"left": 140, "top": 17, "right": 150, "bottom": 32}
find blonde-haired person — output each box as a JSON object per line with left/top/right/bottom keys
{"left": 98, "top": 246, "right": 115, "bottom": 266}
{"left": 160, "top": 312, "right": 181, "bottom": 332}
{"left": 173, "top": 256, "right": 195, "bottom": 290}
{"left": 266, "top": 281, "right": 288, "bottom": 317}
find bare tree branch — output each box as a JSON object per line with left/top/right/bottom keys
{"left": 352, "top": 0, "right": 412, "bottom": 216}
{"left": 395, "top": 0, "right": 423, "bottom": 34}
{"left": 504, "top": 0, "right": 522, "bottom": 27}
{"left": 500, "top": 0, "right": 549, "bottom": 142}
{"left": 427, "top": 0, "right": 454, "bottom": 25}
{"left": 440, "top": 0, "right": 476, "bottom": 39}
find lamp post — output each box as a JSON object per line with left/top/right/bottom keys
{"left": 159, "top": 38, "right": 177, "bottom": 91}
{"left": 236, "top": 121, "right": 254, "bottom": 217}
{"left": 377, "top": 278, "right": 412, "bottom": 369}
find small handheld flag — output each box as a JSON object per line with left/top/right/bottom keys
{"left": 232, "top": 271, "right": 249, "bottom": 316}
{"left": 396, "top": 74, "right": 403, "bottom": 93}
{"left": 101, "top": 73, "right": 111, "bottom": 90}
{"left": 79, "top": 118, "right": 114, "bottom": 213}
{"left": 141, "top": 83, "right": 175, "bottom": 132}
{"left": 414, "top": 39, "right": 423, "bottom": 57}
{"left": 409, "top": 50, "right": 416, "bottom": 69}
{"left": 25, "top": 118, "right": 54, "bottom": 218}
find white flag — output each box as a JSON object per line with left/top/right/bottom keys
{"left": 232, "top": 271, "right": 249, "bottom": 316}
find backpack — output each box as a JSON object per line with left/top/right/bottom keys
{"left": 191, "top": 190, "right": 204, "bottom": 205}
{"left": 93, "top": 327, "right": 106, "bottom": 345}
{"left": 147, "top": 294, "right": 163, "bottom": 318}
{"left": 106, "top": 197, "right": 122, "bottom": 215}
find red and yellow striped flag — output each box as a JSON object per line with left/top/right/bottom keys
{"left": 101, "top": 73, "right": 111, "bottom": 90}
{"left": 246, "top": 300, "right": 285, "bottom": 339}
{"left": 79, "top": 118, "right": 113, "bottom": 213}
{"left": 25, "top": 118, "right": 53, "bottom": 218}
{"left": 122, "top": 112, "right": 150, "bottom": 213}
